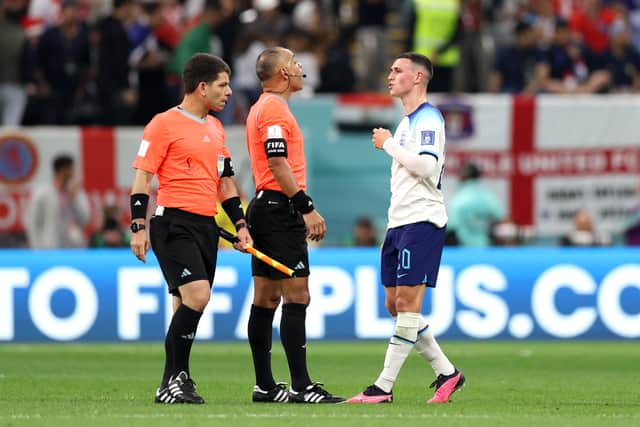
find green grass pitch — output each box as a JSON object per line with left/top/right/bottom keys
{"left": 1, "top": 341, "right": 638, "bottom": 427}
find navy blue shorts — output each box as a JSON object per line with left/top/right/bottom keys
{"left": 381, "top": 221, "right": 446, "bottom": 287}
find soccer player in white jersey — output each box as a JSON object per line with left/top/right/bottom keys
{"left": 347, "top": 53, "right": 465, "bottom": 404}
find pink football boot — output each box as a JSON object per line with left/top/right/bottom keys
{"left": 346, "top": 385, "right": 393, "bottom": 403}
{"left": 427, "top": 369, "right": 465, "bottom": 403}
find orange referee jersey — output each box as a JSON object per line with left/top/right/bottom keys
{"left": 133, "top": 107, "right": 231, "bottom": 217}
{"left": 245, "top": 93, "right": 307, "bottom": 192}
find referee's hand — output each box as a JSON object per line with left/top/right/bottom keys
{"left": 131, "top": 230, "right": 150, "bottom": 263}
{"left": 303, "top": 210, "right": 326, "bottom": 241}
{"left": 234, "top": 227, "right": 253, "bottom": 252}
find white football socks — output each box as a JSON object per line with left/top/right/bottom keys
{"left": 374, "top": 312, "right": 421, "bottom": 393}
{"left": 415, "top": 317, "right": 455, "bottom": 376}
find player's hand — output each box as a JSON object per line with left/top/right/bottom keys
{"left": 372, "top": 128, "right": 392, "bottom": 150}
{"left": 234, "top": 226, "right": 253, "bottom": 252}
{"left": 303, "top": 210, "right": 326, "bottom": 241}
{"left": 130, "top": 229, "right": 150, "bottom": 263}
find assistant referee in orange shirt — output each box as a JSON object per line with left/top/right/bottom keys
{"left": 129, "top": 53, "right": 252, "bottom": 405}
{"left": 244, "top": 47, "right": 344, "bottom": 404}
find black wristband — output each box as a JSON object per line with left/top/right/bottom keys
{"left": 130, "top": 193, "right": 149, "bottom": 220}
{"left": 291, "top": 190, "right": 314, "bottom": 214}
{"left": 221, "top": 157, "right": 235, "bottom": 177}
{"left": 235, "top": 222, "right": 247, "bottom": 232}
{"left": 221, "top": 196, "right": 245, "bottom": 224}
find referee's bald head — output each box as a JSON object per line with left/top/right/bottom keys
{"left": 256, "top": 47, "right": 290, "bottom": 82}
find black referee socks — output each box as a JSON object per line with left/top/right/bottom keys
{"left": 163, "top": 304, "right": 202, "bottom": 385}
{"left": 248, "top": 305, "right": 277, "bottom": 390}
{"left": 281, "top": 303, "right": 312, "bottom": 391}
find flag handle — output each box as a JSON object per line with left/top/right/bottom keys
{"left": 218, "top": 228, "right": 296, "bottom": 277}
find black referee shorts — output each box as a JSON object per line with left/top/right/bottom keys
{"left": 150, "top": 207, "right": 219, "bottom": 295}
{"left": 246, "top": 190, "right": 310, "bottom": 279}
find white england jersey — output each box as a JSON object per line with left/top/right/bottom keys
{"left": 387, "top": 102, "right": 447, "bottom": 228}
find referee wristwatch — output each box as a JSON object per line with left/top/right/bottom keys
{"left": 130, "top": 223, "right": 146, "bottom": 233}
